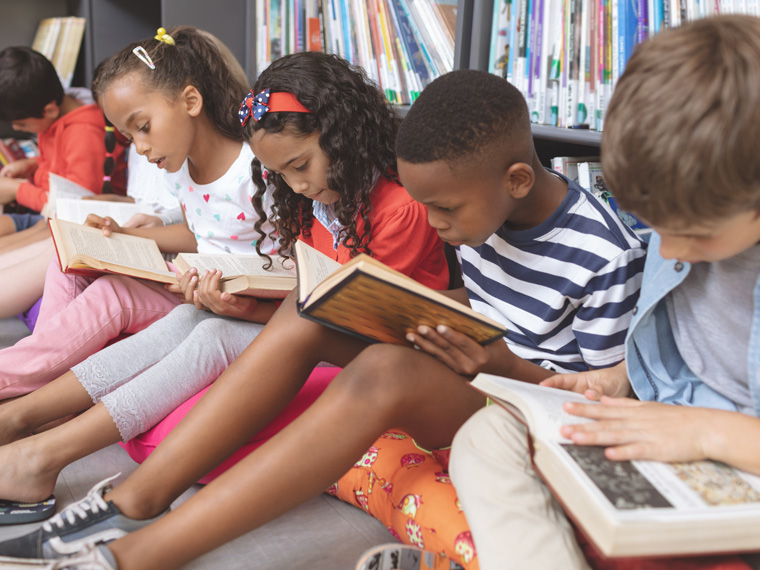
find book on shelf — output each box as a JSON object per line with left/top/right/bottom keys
{"left": 293, "top": 239, "right": 507, "bottom": 346}
{"left": 470, "top": 372, "right": 760, "bottom": 558}
{"left": 48, "top": 218, "right": 177, "bottom": 284}
{"left": 0, "top": 139, "right": 28, "bottom": 166}
{"left": 255, "top": 0, "right": 453, "bottom": 105}
{"left": 31, "top": 17, "right": 86, "bottom": 88}
{"left": 172, "top": 253, "right": 297, "bottom": 299}
{"left": 491, "top": 0, "right": 747, "bottom": 133}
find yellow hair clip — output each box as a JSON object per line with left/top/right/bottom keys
{"left": 154, "top": 27, "right": 175, "bottom": 45}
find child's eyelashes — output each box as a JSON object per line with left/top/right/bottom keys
{"left": 293, "top": 163, "right": 308, "bottom": 172}
{"left": 138, "top": 123, "right": 150, "bottom": 134}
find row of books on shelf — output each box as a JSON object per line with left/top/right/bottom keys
{"left": 490, "top": 0, "right": 757, "bottom": 132}
{"left": 0, "top": 138, "right": 38, "bottom": 167}
{"left": 552, "top": 155, "right": 648, "bottom": 232}
{"left": 31, "top": 16, "right": 86, "bottom": 89}
{"left": 254, "top": 0, "right": 456, "bottom": 105}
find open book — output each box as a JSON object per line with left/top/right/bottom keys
{"left": 44, "top": 174, "right": 155, "bottom": 225}
{"left": 173, "top": 253, "right": 296, "bottom": 299}
{"left": 49, "top": 218, "right": 177, "bottom": 285}
{"left": 471, "top": 373, "right": 760, "bottom": 558}
{"left": 294, "top": 240, "right": 506, "bottom": 345}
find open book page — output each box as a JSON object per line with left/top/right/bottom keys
{"left": 470, "top": 373, "right": 595, "bottom": 442}
{"left": 294, "top": 240, "right": 343, "bottom": 302}
{"left": 55, "top": 199, "right": 155, "bottom": 226}
{"left": 51, "top": 219, "right": 175, "bottom": 278}
{"left": 559, "top": 445, "right": 760, "bottom": 516}
{"left": 174, "top": 253, "right": 295, "bottom": 278}
{"left": 43, "top": 173, "right": 97, "bottom": 218}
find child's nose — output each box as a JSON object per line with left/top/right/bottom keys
{"left": 135, "top": 141, "right": 151, "bottom": 157}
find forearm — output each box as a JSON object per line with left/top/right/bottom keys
{"left": 121, "top": 224, "right": 197, "bottom": 253}
{"left": 487, "top": 351, "right": 555, "bottom": 384}
{"left": 237, "top": 300, "right": 278, "bottom": 324}
{"left": 702, "top": 410, "right": 760, "bottom": 475}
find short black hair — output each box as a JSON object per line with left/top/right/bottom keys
{"left": 0, "top": 47, "right": 64, "bottom": 122}
{"left": 397, "top": 69, "right": 532, "bottom": 168}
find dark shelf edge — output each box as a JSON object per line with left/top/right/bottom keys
{"left": 531, "top": 124, "right": 603, "bottom": 146}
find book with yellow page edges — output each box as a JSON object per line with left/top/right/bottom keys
{"left": 294, "top": 240, "right": 506, "bottom": 345}
{"left": 49, "top": 218, "right": 177, "bottom": 285}
{"left": 470, "top": 373, "right": 760, "bottom": 558}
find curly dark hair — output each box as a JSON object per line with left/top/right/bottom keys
{"left": 397, "top": 69, "right": 533, "bottom": 169}
{"left": 0, "top": 46, "right": 63, "bottom": 122}
{"left": 249, "top": 51, "right": 400, "bottom": 262}
{"left": 91, "top": 26, "right": 249, "bottom": 143}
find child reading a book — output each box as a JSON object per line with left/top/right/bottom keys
{"left": 0, "top": 50, "right": 448, "bottom": 509}
{"left": 0, "top": 26, "right": 276, "bottom": 400}
{"left": 448, "top": 15, "right": 760, "bottom": 570}
{"left": 0, "top": 46, "right": 121, "bottom": 223}
{"left": 0, "top": 69, "right": 645, "bottom": 568}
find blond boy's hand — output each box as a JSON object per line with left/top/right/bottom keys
{"left": 560, "top": 397, "right": 716, "bottom": 463}
{"left": 540, "top": 360, "right": 631, "bottom": 400}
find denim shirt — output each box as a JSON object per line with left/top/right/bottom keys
{"left": 625, "top": 232, "right": 760, "bottom": 416}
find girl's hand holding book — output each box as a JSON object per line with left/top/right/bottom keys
{"left": 195, "top": 268, "right": 261, "bottom": 321}
{"left": 84, "top": 213, "right": 122, "bottom": 237}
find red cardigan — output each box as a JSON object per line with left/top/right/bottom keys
{"left": 300, "top": 175, "right": 449, "bottom": 290}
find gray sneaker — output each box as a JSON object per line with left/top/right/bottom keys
{"left": 0, "top": 544, "right": 118, "bottom": 569}
{"left": 0, "top": 474, "right": 164, "bottom": 559}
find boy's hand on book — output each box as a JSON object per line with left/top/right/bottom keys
{"left": 195, "top": 268, "right": 258, "bottom": 319}
{"left": 540, "top": 361, "right": 631, "bottom": 400}
{"left": 406, "top": 324, "right": 497, "bottom": 377}
{"left": 560, "top": 397, "right": 715, "bottom": 463}
{"left": 84, "top": 214, "right": 121, "bottom": 237}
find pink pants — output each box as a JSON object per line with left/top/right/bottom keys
{"left": 0, "top": 256, "right": 179, "bottom": 399}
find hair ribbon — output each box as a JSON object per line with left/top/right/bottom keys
{"left": 238, "top": 88, "right": 311, "bottom": 126}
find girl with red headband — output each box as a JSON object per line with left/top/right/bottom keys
{"left": 0, "top": 50, "right": 449, "bottom": 561}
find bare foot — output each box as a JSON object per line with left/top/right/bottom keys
{"left": 0, "top": 435, "right": 60, "bottom": 502}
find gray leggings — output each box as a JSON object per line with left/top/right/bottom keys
{"left": 72, "top": 303, "right": 263, "bottom": 441}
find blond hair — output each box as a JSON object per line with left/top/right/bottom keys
{"left": 602, "top": 15, "right": 760, "bottom": 226}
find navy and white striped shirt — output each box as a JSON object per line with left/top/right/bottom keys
{"left": 458, "top": 175, "right": 646, "bottom": 373}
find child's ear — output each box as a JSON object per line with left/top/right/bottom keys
{"left": 181, "top": 85, "right": 203, "bottom": 118}
{"left": 504, "top": 163, "right": 535, "bottom": 199}
{"left": 42, "top": 101, "right": 60, "bottom": 120}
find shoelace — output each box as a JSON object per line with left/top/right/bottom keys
{"left": 42, "top": 473, "right": 122, "bottom": 533}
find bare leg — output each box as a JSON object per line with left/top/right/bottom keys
{"left": 0, "top": 215, "right": 15, "bottom": 238}
{"left": 0, "top": 403, "right": 120, "bottom": 502}
{"left": 0, "top": 238, "right": 53, "bottom": 319}
{"left": 107, "top": 343, "right": 484, "bottom": 570}
{"left": 0, "top": 220, "right": 50, "bottom": 255}
{"left": 105, "top": 291, "right": 369, "bottom": 519}
{"left": 0, "top": 371, "right": 93, "bottom": 445}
